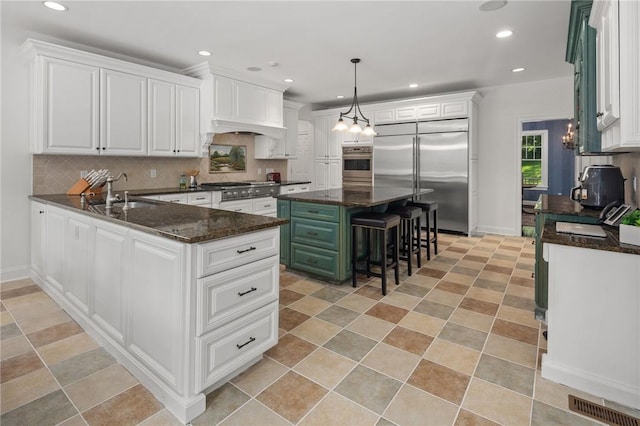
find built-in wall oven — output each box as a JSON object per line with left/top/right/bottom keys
{"left": 342, "top": 145, "right": 373, "bottom": 187}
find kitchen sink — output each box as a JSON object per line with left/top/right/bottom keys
{"left": 112, "top": 201, "right": 157, "bottom": 209}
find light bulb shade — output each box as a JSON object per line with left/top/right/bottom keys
{"left": 362, "top": 124, "right": 376, "bottom": 136}
{"left": 349, "top": 121, "right": 363, "bottom": 134}
{"left": 332, "top": 118, "right": 348, "bottom": 131}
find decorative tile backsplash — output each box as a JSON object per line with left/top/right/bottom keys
{"left": 33, "top": 134, "right": 287, "bottom": 194}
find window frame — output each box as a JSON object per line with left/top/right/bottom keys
{"left": 520, "top": 129, "right": 548, "bottom": 190}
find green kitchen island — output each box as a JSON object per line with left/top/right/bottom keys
{"left": 277, "top": 187, "right": 432, "bottom": 282}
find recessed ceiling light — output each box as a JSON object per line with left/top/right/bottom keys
{"left": 336, "top": 95, "right": 345, "bottom": 99}
{"left": 247, "top": 66, "right": 262, "bottom": 72}
{"left": 496, "top": 30, "right": 513, "bottom": 38}
{"left": 268, "top": 61, "right": 279, "bottom": 67}
{"left": 43, "top": 1, "right": 68, "bottom": 11}
{"left": 198, "top": 50, "right": 211, "bottom": 57}
{"left": 512, "top": 67, "right": 525, "bottom": 73}
{"left": 284, "top": 78, "right": 294, "bottom": 83}
{"left": 479, "top": 1, "right": 507, "bottom": 12}
{"left": 409, "top": 83, "right": 418, "bottom": 88}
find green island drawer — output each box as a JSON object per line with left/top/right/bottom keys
{"left": 290, "top": 243, "right": 338, "bottom": 279}
{"left": 291, "top": 217, "right": 339, "bottom": 250}
{"left": 291, "top": 202, "right": 340, "bottom": 222}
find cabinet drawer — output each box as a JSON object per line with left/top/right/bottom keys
{"left": 197, "top": 228, "right": 278, "bottom": 277}
{"left": 157, "top": 193, "right": 188, "bottom": 204}
{"left": 195, "top": 301, "right": 278, "bottom": 392}
{"left": 188, "top": 192, "right": 212, "bottom": 205}
{"left": 219, "top": 200, "right": 252, "bottom": 213}
{"left": 291, "top": 243, "right": 338, "bottom": 279}
{"left": 252, "top": 197, "right": 277, "bottom": 215}
{"left": 197, "top": 257, "right": 278, "bottom": 336}
{"left": 291, "top": 202, "right": 339, "bottom": 222}
{"left": 291, "top": 217, "right": 339, "bottom": 250}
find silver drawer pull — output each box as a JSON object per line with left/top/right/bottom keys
{"left": 306, "top": 258, "right": 318, "bottom": 264}
{"left": 308, "top": 209, "right": 319, "bottom": 214}
{"left": 237, "top": 246, "right": 256, "bottom": 254}
{"left": 234, "top": 209, "right": 243, "bottom": 212}
{"left": 236, "top": 336, "right": 256, "bottom": 350}
{"left": 307, "top": 231, "right": 318, "bottom": 236}
{"left": 196, "top": 197, "right": 206, "bottom": 200}
{"left": 238, "top": 287, "right": 257, "bottom": 297}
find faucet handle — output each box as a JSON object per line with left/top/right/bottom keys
{"left": 122, "top": 191, "right": 130, "bottom": 210}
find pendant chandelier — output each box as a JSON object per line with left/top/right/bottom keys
{"left": 332, "top": 58, "right": 377, "bottom": 136}
{"left": 562, "top": 121, "right": 575, "bottom": 150}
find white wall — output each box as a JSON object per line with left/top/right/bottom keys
{"left": 476, "top": 76, "right": 573, "bottom": 236}
{"left": 1, "top": 26, "right": 33, "bottom": 281}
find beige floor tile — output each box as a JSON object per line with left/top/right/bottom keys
{"left": 230, "top": 357, "right": 288, "bottom": 397}
{"left": 137, "top": 409, "right": 183, "bottom": 426}
{"left": 4, "top": 299, "right": 62, "bottom": 322}
{"left": 219, "top": 400, "right": 289, "bottom": 426}
{"left": 55, "top": 414, "right": 88, "bottom": 426}
{"left": 381, "top": 291, "right": 421, "bottom": 311}
{"left": 424, "top": 289, "right": 464, "bottom": 307}
{"left": 1, "top": 335, "right": 32, "bottom": 361}
{"left": 17, "top": 309, "right": 72, "bottom": 334}
{"left": 0, "top": 279, "right": 35, "bottom": 291}
{"left": 456, "top": 259, "right": 486, "bottom": 270}
{"left": 466, "top": 287, "right": 504, "bottom": 304}
{"left": 462, "top": 378, "right": 532, "bottom": 425}
{"left": 424, "top": 339, "right": 480, "bottom": 375}
{"left": 404, "top": 274, "right": 439, "bottom": 288}
{"left": 443, "top": 272, "right": 476, "bottom": 285}
{"left": 398, "top": 311, "right": 445, "bottom": 337}
{"left": 290, "top": 317, "right": 342, "bottom": 346}
{"left": 512, "top": 268, "right": 534, "bottom": 279}
{"left": 335, "top": 293, "right": 378, "bottom": 313}
{"left": 449, "top": 308, "right": 494, "bottom": 333}
{"left": 534, "top": 372, "right": 603, "bottom": 412}
{"left": 497, "top": 305, "right": 540, "bottom": 328}
{"left": 347, "top": 314, "right": 395, "bottom": 341}
{"left": 487, "top": 258, "right": 516, "bottom": 268}
{"left": 64, "top": 364, "right": 138, "bottom": 411}
{"left": 288, "top": 296, "right": 332, "bottom": 316}
{"left": 2, "top": 292, "right": 53, "bottom": 311}
{"left": 478, "top": 270, "right": 511, "bottom": 284}
{"left": 286, "top": 280, "right": 325, "bottom": 295}
{"left": 299, "top": 392, "right": 378, "bottom": 426}
{"left": 425, "top": 261, "right": 453, "bottom": 272}
{"left": 37, "top": 332, "right": 100, "bottom": 366}
{"left": 384, "top": 384, "right": 458, "bottom": 426}
{"left": 1, "top": 311, "right": 14, "bottom": 326}
{"left": 0, "top": 368, "right": 60, "bottom": 414}
{"left": 506, "top": 284, "right": 535, "bottom": 299}
{"left": 293, "top": 347, "right": 356, "bottom": 389}
{"left": 484, "top": 334, "right": 537, "bottom": 369}
{"left": 362, "top": 343, "right": 421, "bottom": 381}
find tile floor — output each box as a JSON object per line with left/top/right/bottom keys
{"left": 3, "top": 233, "right": 639, "bottom": 425}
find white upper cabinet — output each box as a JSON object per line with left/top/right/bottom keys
{"left": 24, "top": 39, "right": 201, "bottom": 156}
{"left": 36, "top": 57, "right": 100, "bottom": 154}
{"left": 314, "top": 116, "right": 342, "bottom": 159}
{"left": 101, "top": 69, "right": 148, "bottom": 156}
{"left": 234, "top": 80, "right": 282, "bottom": 127}
{"left": 371, "top": 98, "right": 471, "bottom": 124}
{"left": 590, "top": 0, "right": 640, "bottom": 151}
{"left": 254, "top": 100, "right": 302, "bottom": 159}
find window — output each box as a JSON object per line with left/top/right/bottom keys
{"left": 521, "top": 130, "right": 548, "bottom": 188}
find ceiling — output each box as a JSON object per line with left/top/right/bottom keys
{"left": 2, "top": 1, "right": 574, "bottom": 109}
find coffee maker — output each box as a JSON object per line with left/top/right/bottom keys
{"left": 570, "top": 165, "right": 625, "bottom": 209}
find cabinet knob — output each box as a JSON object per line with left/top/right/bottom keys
{"left": 39, "top": 210, "right": 45, "bottom": 214}
{"left": 96, "top": 147, "right": 100, "bottom": 151}
{"left": 596, "top": 112, "right": 604, "bottom": 118}
{"left": 173, "top": 150, "right": 176, "bottom": 153}
{"left": 102, "top": 147, "right": 106, "bottom": 150}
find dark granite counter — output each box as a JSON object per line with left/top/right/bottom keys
{"left": 541, "top": 221, "right": 640, "bottom": 255}
{"left": 276, "top": 187, "right": 433, "bottom": 207}
{"left": 279, "top": 181, "right": 312, "bottom": 186}
{"left": 30, "top": 194, "right": 287, "bottom": 244}
{"left": 535, "top": 194, "right": 600, "bottom": 219}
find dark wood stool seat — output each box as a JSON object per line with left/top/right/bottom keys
{"left": 351, "top": 212, "right": 400, "bottom": 295}
{"left": 387, "top": 205, "right": 422, "bottom": 276}
{"left": 407, "top": 201, "right": 439, "bottom": 260}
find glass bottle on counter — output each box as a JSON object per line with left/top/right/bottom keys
{"left": 179, "top": 173, "right": 187, "bottom": 190}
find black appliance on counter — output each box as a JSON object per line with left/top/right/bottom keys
{"left": 570, "top": 165, "right": 625, "bottom": 209}
{"left": 200, "top": 181, "right": 279, "bottom": 201}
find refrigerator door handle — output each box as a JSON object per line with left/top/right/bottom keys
{"left": 414, "top": 136, "right": 419, "bottom": 192}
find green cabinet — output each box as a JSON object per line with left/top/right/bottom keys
{"left": 566, "top": 0, "right": 602, "bottom": 154}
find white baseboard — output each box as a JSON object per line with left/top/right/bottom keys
{"left": 475, "top": 225, "right": 519, "bottom": 236}
{"left": 1, "top": 265, "right": 29, "bottom": 283}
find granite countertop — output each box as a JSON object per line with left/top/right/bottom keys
{"left": 541, "top": 221, "right": 640, "bottom": 255}
{"left": 30, "top": 194, "right": 287, "bottom": 244}
{"left": 278, "top": 181, "right": 312, "bottom": 186}
{"left": 276, "top": 187, "right": 433, "bottom": 207}
{"left": 535, "top": 194, "right": 600, "bottom": 218}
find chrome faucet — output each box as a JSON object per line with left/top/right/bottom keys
{"left": 105, "top": 173, "right": 128, "bottom": 209}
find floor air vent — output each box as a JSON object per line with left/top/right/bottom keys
{"left": 569, "top": 395, "right": 639, "bottom": 426}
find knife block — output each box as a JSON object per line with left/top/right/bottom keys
{"left": 67, "top": 178, "right": 103, "bottom": 196}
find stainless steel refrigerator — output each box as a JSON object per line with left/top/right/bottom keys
{"left": 373, "top": 119, "right": 469, "bottom": 234}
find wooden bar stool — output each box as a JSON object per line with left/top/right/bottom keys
{"left": 351, "top": 212, "right": 400, "bottom": 295}
{"left": 387, "top": 205, "right": 422, "bottom": 276}
{"left": 407, "top": 201, "right": 438, "bottom": 260}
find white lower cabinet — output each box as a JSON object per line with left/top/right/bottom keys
{"left": 279, "top": 183, "right": 311, "bottom": 195}
{"left": 218, "top": 199, "right": 252, "bottom": 213}
{"left": 29, "top": 201, "right": 280, "bottom": 424}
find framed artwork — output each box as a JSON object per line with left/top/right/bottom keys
{"left": 209, "top": 144, "right": 247, "bottom": 173}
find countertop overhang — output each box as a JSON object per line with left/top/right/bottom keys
{"left": 30, "top": 194, "right": 287, "bottom": 244}
{"left": 276, "top": 187, "right": 433, "bottom": 207}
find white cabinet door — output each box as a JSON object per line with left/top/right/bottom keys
{"left": 289, "top": 121, "right": 314, "bottom": 183}
{"left": 314, "top": 117, "right": 329, "bottom": 159}
{"left": 176, "top": 85, "right": 200, "bottom": 156}
{"left": 417, "top": 103, "right": 441, "bottom": 120}
{"left": 315, "top": 160, "right": 340, "bottom": 190}
{"left": 441, "top": 101, "right": 468, "bottom": 118}
{"left": 65, "top": 215, "right": 92, "bottom": 315}
{"left": 100, "top": 69, "right": 147, "bottom": 156}
{"left": 45, "top": 206, "right": 66, "bottom": 294}
{"left": 373, "top": 109, "right": 395, "bottom": 124}
{"left": 30, "top": 202, "right": 46, "bottom": 280}
{"left": 396, "top": 106, "right": 417, "bottom": 121}
{"left": 212, "top": 75, "right": 235, "bottom": 120}
{"left": 92, "top": 221, "right": 128, "bottom": 345}
{"left": 148, "top": 79, "right": 176, "bottom": 157}
{"left": 592, "top": 0, "right": 620, "bottom": 130}
{"left": 40, "top": 58, "right": 100, "bottom": 154}
{"left": 129, "top": 230, "right": 185, "bottom": 388}
{"left": 327, "top": 122, "right": 343, "bottom": 159}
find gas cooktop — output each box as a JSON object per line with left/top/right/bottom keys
{"left": 200, "top": 181, "right": 279, "bottom": 200}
